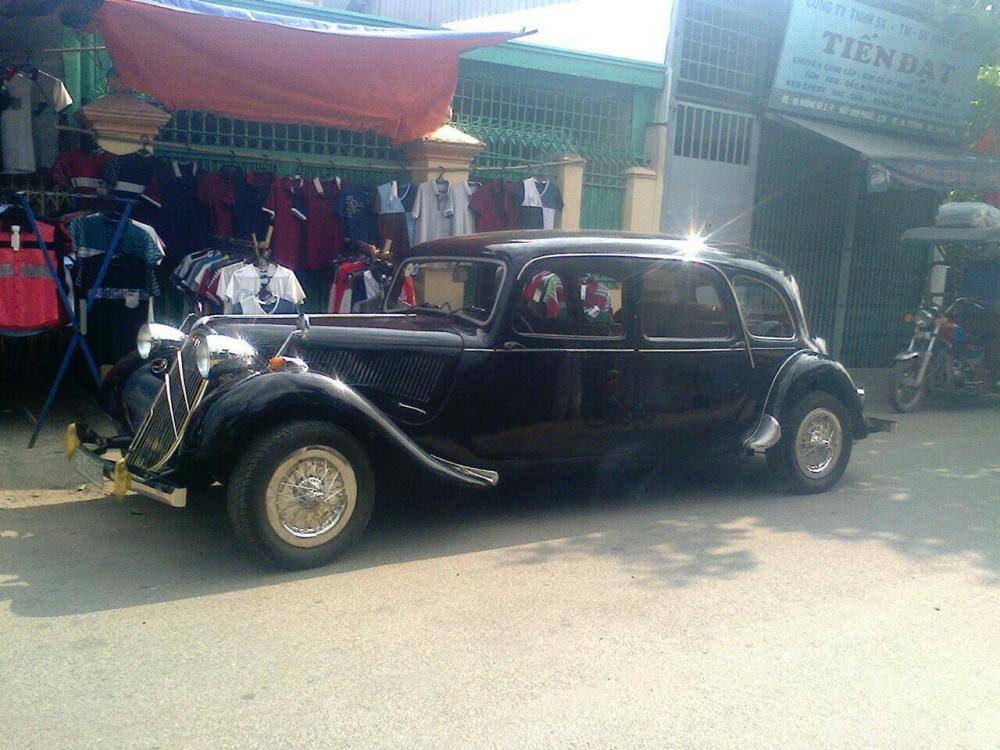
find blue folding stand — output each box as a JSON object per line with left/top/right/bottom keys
{"left": 16, "top": 192, "right": 135, "bottom": 448}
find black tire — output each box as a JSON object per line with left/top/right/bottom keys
{"left": 891, "top": 357, "right": 926, "bottom": 413}
{"left": 767, "top": 391, "right": 853, "bottom": 494}
{"left": 227, "top": 420, "right": 375, "bottom": 569}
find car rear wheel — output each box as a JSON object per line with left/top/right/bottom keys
{"left": 767, "top": 391, "right": 853, "bottom": 494}
{"left": 227, "top": 420, "right": 375, "bottom": 569}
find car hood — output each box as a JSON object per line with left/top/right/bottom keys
{"left": 202, "top": 313, "right": 465, "bottom": 424}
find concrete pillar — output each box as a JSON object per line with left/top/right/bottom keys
{"left": 554, "top": 154, "right": 587, "bottom": 231}
{"left": 401, "top": 124, "right": 484, "bottom": 186}
{"left": 623, "top": 166, "right": 660, "bottom": 233}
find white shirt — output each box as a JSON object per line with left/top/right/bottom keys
{"left": 223, "top": 263, "right": 305, "bottom": 312}
{"left": 1, "top": 71, "right": 72, "bottom": 174}
{"left": 451, "top": 181, "right": 478, "bottom": 236}
{"left": 412, "top": 180, "right": 454, "bottom": 245}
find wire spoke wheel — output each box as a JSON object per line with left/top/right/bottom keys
{"left": 892, "top": 357, "right": 926, "bottom": 412}
{"left": 793, "top": 408, "right": 842, "bottom": 479}
{"left": 265, "top": 446, "right": 357, "bottom": 548}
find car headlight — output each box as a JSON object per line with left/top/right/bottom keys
{"left": 194, "top": 334, "right": 257, "bottom": 379}
{"left": 137, "top": 323, "right": 186, "bottom": 360}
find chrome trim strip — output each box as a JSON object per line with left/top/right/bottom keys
{"left": 743, "top": 414, "right": 781, "bottom": 452}
{"left": 491, "top": 347, "right": 745, "bottom": 353}
{"left": 431, "top": 456, "right": 500, "bottom": 487}
{"left": 177, "top": 349, "right": 190, "bottom": 410}
{"left": 163, "top": 361, "right": 179, "bottom": 438}
{"left": 147, "top": 380, "right": 208, "bottom": 473}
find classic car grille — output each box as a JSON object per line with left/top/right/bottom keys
{"left": 126, "top": 336, "right": 207, "bottom": 473}
{"left": 302, "top": 349, "right": 445, "bottom": 404}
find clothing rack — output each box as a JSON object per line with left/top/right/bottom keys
{"left": 55, "top": 125, "right": 407, "bottom": 173}
{"left": 11, "top": 191, "right": 136, "bottom": 448}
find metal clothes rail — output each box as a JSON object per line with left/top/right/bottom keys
{"left": 13, "top": 192, "right": 136, "bottom": 448}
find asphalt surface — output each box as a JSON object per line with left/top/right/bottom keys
{"left": 1, "top": 372, "right": 998, "bottom": 749}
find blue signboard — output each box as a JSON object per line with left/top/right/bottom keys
{"left": 769, "top": 0, "right": 980, "bottom": 141}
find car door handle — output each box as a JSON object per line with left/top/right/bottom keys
{"left": 502, "top": 341, "right": 525, "bottom": 350}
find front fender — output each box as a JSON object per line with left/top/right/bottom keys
{"left": 752, "top": 350, "right": 867, "bottom": 443}
{"left": 178, "top": 371, "right": 498, "bottom": 488}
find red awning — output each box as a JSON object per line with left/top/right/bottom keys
{"left": 88, "top": 0, "right": 526, "bottom": 143}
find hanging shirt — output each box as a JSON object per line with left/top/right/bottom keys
{"left": 412, "top": 180, "right": 454, "bottom": 245}
{"left": 153, "top": 160, "right": 210, "bottom": 270}
{"left": 303, "top": 176, "right": 345, "bottom": 269}
{"left": 520, "top": 177, "right": 564, "bottom": 230}
{"left": 223, "top": 262, "right": 305, "bottom": 313}
{"left": 375, "top": 180, "right": 410, "bottom": 261}
{"left": 399, "top": 181, "right": 418, "bottom": 247}
{"left": 1, "top": 71, "right": 72, "bottom": 174}
{"left": 469, "top": 179, "right": 518, "bottom": 232}
{"left": 451, "top": 181, "right": 478, "bottom": 236}
{"left": 102, "top": 153, "right": 163, "bottom": 226}
{"left": 233, "top": 171, "right": 274, "bottom": 243}
{"left": 52, "top": 150, "right": 114, "bottom": 196}
{"left": 262, "top": 176, "right": 308, "bottom": 269}
{"left": 197, "top": 168, "right": 238, "bottom": 238}
{"left": 335, "top": 185, "right": 377, "bottom": 244}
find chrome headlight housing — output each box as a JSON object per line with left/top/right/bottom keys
{"left": 194, "top": 334, "right": 257, "bottom": 379}
{"left": 137, "top": 323, "right": 186, "bottom": 360}
{"left": 915, "top": 309, "right": 935, "bottom": 329}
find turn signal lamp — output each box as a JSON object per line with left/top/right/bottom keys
{"left": 268, "top": 356, "right": 309, "bottom": 373}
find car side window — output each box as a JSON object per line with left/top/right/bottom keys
{"left": 642, "top": 262, "right": 733, "bottom": 340}
{"left": 733, "top": 276, "right": 795, "bottom": 339}
{"left": 513, "top": 261, "right": 626, "bottom": 338}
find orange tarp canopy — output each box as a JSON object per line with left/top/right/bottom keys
{"left": 89, "top": 0, "right": 525, "bottom": 143}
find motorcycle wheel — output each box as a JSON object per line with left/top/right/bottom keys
{"left": 891, "top": 357, "right": 926, "bottom": 413}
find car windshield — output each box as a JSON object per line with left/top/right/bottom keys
{"left": 385, "top": 259, "right": 506, "bottom": 323}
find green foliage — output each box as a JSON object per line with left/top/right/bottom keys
{"left": 967, "top": 66, "right": 1000, "bottom": 146}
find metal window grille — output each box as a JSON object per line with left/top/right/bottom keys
{"left": 678, "top": 0, "right": 771, "bottom": 95}
{"left": 673, "top": 104, "right": 753, "bottom": 165}
{"left": 160, "top": 111, "right": 404, "bottom": 165}
{"left": 453, "top": 74, "right": 637, "bottom": 229}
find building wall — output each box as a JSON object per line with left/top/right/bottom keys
{"left": 661, "top": 0, "right": 788, "bottom": 243}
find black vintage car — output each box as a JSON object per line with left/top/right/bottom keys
{"left": 67, "top": 232, "right": 891, "bottom": 568}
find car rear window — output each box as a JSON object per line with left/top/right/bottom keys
{"left": 642, "top": 262, "right": 733, "bottom": 340}
{"left": 733, "top": 276, "right": 795, "bottom": 339}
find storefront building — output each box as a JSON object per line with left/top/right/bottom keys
{"left": 661, "top": 0, "right": 1000, "bottom": 366}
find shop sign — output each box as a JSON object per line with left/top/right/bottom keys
{"left": 768, "top": 0, "right": 980, "bottom": 141}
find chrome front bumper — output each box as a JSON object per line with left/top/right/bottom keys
{"left": 66, "top": 423, "right": 188, "bottom": 508}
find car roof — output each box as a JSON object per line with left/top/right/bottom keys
{"left": 408, "top": 231, "right": 795, "bottom": 284}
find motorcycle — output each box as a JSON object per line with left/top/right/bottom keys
{"left": 892, "top": 297, "right": 995, "bottom": 412}
{"left": 891, "top": 223, "right": 1000, "bottom": 412}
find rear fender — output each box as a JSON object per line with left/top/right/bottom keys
{"left": 178, "top": 371, "right": 498, "bottom": 488}
{"left": 753, "top": 350, "right": 867, "bottom": 443}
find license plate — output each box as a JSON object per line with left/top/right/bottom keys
{"left": 71, "top": 448, "right": 106, "bottom": 489}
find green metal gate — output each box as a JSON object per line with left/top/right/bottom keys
{"left": 452, "top": 63, "right": 641, "bottom": 230}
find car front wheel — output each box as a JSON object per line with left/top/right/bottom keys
{"left": 766, "top": 391, "right": 853, "bottom": 494}
{"left": 227, "top": 420, "right": 375, "bottom": 569}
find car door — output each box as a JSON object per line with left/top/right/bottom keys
{"left": 633, "top": 258, "right": 754, "bottom": 452}
{"left": 471, "top": 255, "right": 639, "bottom": 461}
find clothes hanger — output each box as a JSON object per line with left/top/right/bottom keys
{"left": 435, "top": 167, "right": 448, "bottom": 186}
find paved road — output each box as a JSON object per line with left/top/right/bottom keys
{"left": 1, "top": 379, "right": 998, "bottom": 749}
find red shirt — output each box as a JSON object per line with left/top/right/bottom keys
{"left": 303, "top": 177, "right": 345, "bottom": 270}
{"left": 52, "top": 151, "right": 114, "bottom": 195}
{"left": 263, "top": 176, "right": 308, "bottom": 269}
{"left": 469, "top": 179, "right": 518, "bottom": 232}
{"left": 197, "top": 170, "right": 237, "bottom": 239}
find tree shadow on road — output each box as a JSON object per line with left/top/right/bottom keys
{"left": 1, "top": 410, "right": 998, "bottom": 617}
